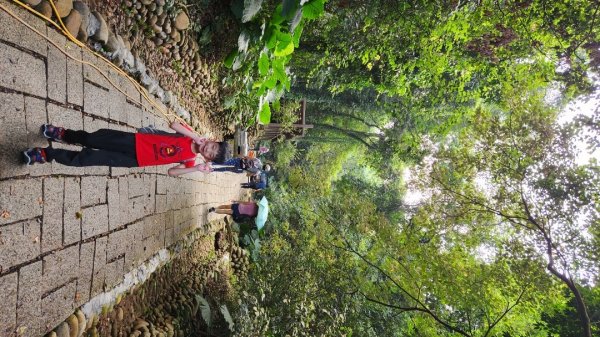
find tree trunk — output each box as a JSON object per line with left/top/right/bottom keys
{"left": 547, "top": 264, "right": 592, "bottom": 337}
{"left": 312, "top": 123, "right": 377, "bottom": 148}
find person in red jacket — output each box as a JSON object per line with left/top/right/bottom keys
{"left": 22, "top": 122, "right": 230, "bottom": 176}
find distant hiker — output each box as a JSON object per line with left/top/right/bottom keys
{"left": 22, "top": 122, "right": 230, "bottom": 176}
{"left": 208, "top": 200, "right": 258, "bottom": 223}
{"left": 241, "top": 166, "right": 270, "bottom": 190}
{"left": 212, "top": 156, "right": 264, "bottom": 174}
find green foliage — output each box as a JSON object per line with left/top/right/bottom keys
{"left": 219, "top": 304, "right": 234, "bottom": 331}
{"left": 195, "top": 295, "right": 212, "bottom": 327}
{"left": 221, "top": 0, "right": 327, "bottom": 126}
{"left": 222, "top": 0, "right": 600, "bottom": 335}
{"left": 271, "top": 139, "right": 298, "bottom": 168}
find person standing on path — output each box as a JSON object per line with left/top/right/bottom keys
{"left": 22, "top": 122, "right": 231, "bottom": 176}
{"left": 241, "top": 166, "right": 270, "bottom": 191}
{"left": 208, "top": 200, "right": 259, "bottom": 223}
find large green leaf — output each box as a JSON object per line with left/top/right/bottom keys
{"left": 258, "top": 103, "right": 271, "bottom": 124}
{"left": 195, "top": 295, "right": 211, "bottom": 327}
{"left": 219, "top": 304, "right": 235, "bottom": 331}
{"left": 302, "top": 0, "right": 324, "bottom": 19}
{"left": 292, "top": 20, "right": 304, "bottom": 47}
{"left": 271, "top": 4, "right": 286, "bottom": 25}
{"left": 223, "top": 95, "right": 236, "bottom": 109}
{"left": 263, "top": 74, "right": 278, "bottom": 89}
{"left": 290, "top": 8, "right": 303, "bottom": 33}
{"left": 281, "top": 0, "right": 299, "bottom": 19}
{"left": 242, "top": 0, "right": 263, "bottom": 23}
{"left": 223, "top": 49, "right": 239, "bottom": 68}
{"left": 276, "top": 30, "right": 292, "bottom": 42}
{"left": 275, "top": 39, "right": 294, "bottom": 56}
{"left": 266, "top": 27, "right": 278, "bottom": 49}
{"left": 272, "top": 99, "right": 281, "bottom": 111}
{"left": 258, "top": 52, "right": 269, "bottom": 76}
{"left": 274, "top": 31, "right": 294, "bottom": 56}
{"left": 272, "top": 58, "right": 287, "bottom": 81}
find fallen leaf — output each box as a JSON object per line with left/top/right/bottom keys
{"left": 75, "top": 211, "right": 83, "bottom": 219}
{"left": 16, "top": 326, "right": 27, "bottom": 337}
{"left": 33, "top": 236, "right": 39, "bottom": 244}
{"left": 37, "top": 197, "right": 44, "bottom": 205}
{"left": 0, "top": 210, "right": 10, "bottom": 219}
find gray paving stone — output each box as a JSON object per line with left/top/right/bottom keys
{"left": 76, "top": 241, "right": 94, "bottom": 306}
{"left": 128, "top": 195, "right": 147, "bottom": 223}
{"left": 128, "top": 175, "right": 146, "bottom": 198}
{"left": 110, "top": 166, "right": 130, "bottom": 177}
{"left": 63, "top": 177, "right": 81, "bottom": 245}
{"left": 47, "top": 29, "right": 67, "bottom": 103}
{"left": 143, "top": 163, "right": 158, "bottom": 174}
{"left": 82, "top": 52, "right": 111, "bottom": 89}
{"left": 48, "top": 103, "right": 83, "bottom": 130}
{"left": 104, "top": 257, "right": 124, "bottom": 289}
{"left": 164, "top": 210, "right": 174, "bottom": 230}
{"left": 141, "top": 215, "right": 159, "bottom": 240}
{"left": 112, "top": 72, "right": 141, "bottom": 105}
{"left": 42, "top": 177, "right": 64, "bottom": 253}
{"left": 41, "top": 280, "right": 76, "bottom": 333}
{"left": 109, "top": 91, "right": 129, "bottom": 124}
{"left": 156, "top": 175, "right": 168, "bottom": 195}
{"left": 0, "top": 178, "right": 43, "bottom": 226}
{"left": 17, "top": 261, "right": 44, "bottom": 337}
{"left": 126, "top": 103, "right": 143, "bottom": 128}
{"left": 118, "top": 176, "right": 129, "bottom": 221}
{"left": 81, "top": 204, "right": 108, "bottom": 240}
{"left": 107, "top": 228, "right": 129, "bottom": 262}
{"left": 42, "top": 245, "right": 79, "bottom": 294}
{"left": 0, "top": 272, "right": 17, "bottom": 337}
{"left": 83, "top": 82, "right": 111, "bottom": 119}
{"left": 155, "top": 194, "right": 167, "bottom": 214}
{"left": 141, "top": 109, "right": 156, "bottom": 129}
{"left": 125, "top": 220, "right": 143, "bottom": 269}
{"left": 154, "top": 117, "right": 170, "bottom": 131}
{"left": 65, "top": 41, "right": 84, "bottom": 106}
{"left": 90, "top": 236, "right": 107, "bottom": 298}
{"left": 0, "top": 1, "right": 47, "bottom": 56}
{"left": 0, "top": 91, "right": 28, "bottom": 178}
{"left": 165, "top": 227, "right": 174, "bottom": 247}
{"left": 0, "top": 42, "right": 46, "bottom": 97}
{"left": 23, "top": 96, "right": 47, "bottom": 148}
{"left": 0, "top": 219, "right": 41, "bottom": 271}
{"left": 80, "top": 176, "right": 107, "bottom": 207}
{"left": 107, "top": 178, "right": 121, "bottom": 229}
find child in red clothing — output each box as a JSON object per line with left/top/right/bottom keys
{"left": 23, "top": 122, "right": 230, "bottom": 177}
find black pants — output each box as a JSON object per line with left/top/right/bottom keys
{"left": 45, "top": 129, "right": 139, "bottom": 167}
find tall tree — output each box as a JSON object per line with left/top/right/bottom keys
{"left": 410, "top": 83, "right": 599, "bottom": 336}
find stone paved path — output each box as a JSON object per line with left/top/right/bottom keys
{"left": 0, "top": 1, "right": 246, "bottom": 336}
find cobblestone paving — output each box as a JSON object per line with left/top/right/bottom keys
{"left": 0, "top": 2, "right": 246, "bottom": 336}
